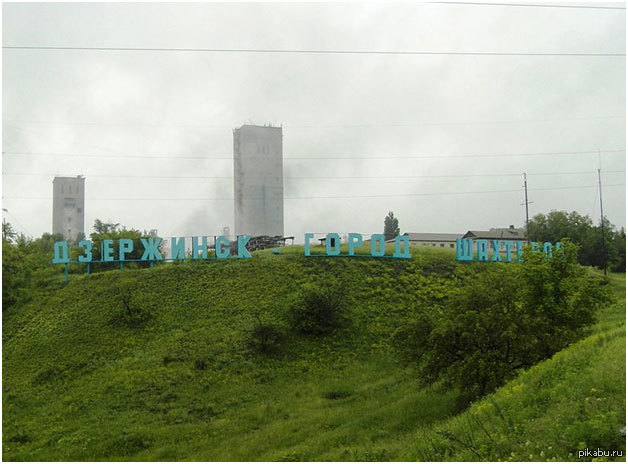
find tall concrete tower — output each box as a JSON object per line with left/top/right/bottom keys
{"left": 52, "top": 176, "right": 85, "bottom": 241}
{"left": 233, "top": 124, "right": 284, "bottom": 237}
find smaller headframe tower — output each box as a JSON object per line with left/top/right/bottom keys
{"left": 52, "top": 176, "right": 85, "bottom": 241}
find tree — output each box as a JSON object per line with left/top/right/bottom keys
{"left": 611, "top": 228, "right": 626, "bottom": 272}
{"left": 394, "top": 241, "right": 609, "bottom": 404}
{"left": 383, "top": 211, "right": 400, "bottom": 240}
{"left": 88, "top": 219, "right": 162, "bottom": 270}
{"left": 2, "top": 238, "right": 29, "bottom": 309}
{"left": 2, "top": 220, "right": 16, "bottom": 243}
{"left": 528, "top": 210, "right": 623, "bottom": 271}
{"left": 93, "top": 219, "right": 121, "bottom": 235}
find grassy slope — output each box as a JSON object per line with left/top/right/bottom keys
{"left": 404, "top": 270, "right": 626, "bottom": 461}
{"left": 3, "top": 246, "right": 625, "bottom": 461}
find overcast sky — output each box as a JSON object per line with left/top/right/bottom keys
{"left": 2, "top": 2, "right": 626, "bottom": 243}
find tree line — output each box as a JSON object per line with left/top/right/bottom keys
{"left": 528, "top": 210, "right": 625, "bottom": 272}
{"left": 2, "top": 219, "right": 157, "bottom": 310}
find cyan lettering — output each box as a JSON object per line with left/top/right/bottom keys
{"left": 304, "top": 233, "right": 314, "bottom": 256}
{"left": 216, "top": 236, "right": 230, "bottom": 259}
{"left": 477, "top": 239, "right": 488, "bottom": 261}
{"left": 192, "top": 236, "right": 208, "bottom": 259}
{"left": 504, "top": 241, "right": 513, "bottom": 262}
{"left": 102, "top": 239, "right": 115, "bottom": 262}
{"left": 237, "top": 235, "right": 251, "bottom": 258}
{"left": 515, "top": 241, "right": 524, "bottom": 262}
{"left": 140, "top": 237, "right": 163, "bottom": 261}
{"left": 52, "top": 241, "right": 70, "bottom": 264}
{"left": 491, "top": 240, "right": 502, "bottom": 262}
{"left": 326, "top": 233, "right": 341, "bottom": 256}
{"left": 119, "top": 239, "right": 134, "bottom": 261}
{"left": 393, "top": 235, "right": 411, "bottom": 258}
{"left": 543, "top": 241, "right": 553, "bottom": 258}
{"left": 456, "top": 238, "right": 474, "bottom": 261}
{"left": 370, "top": 234, "right": 386, "bottom": 257}
{"left": 78, "top": 240, "right": 92, "bottom": 263}
{"left": 347, "top": 233, "right": 363, "bottom": 256}
{"left": 171, "top": 237, "right": 185, "bottom": 260}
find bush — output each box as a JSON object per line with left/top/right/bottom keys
{"left": 395, "top": 241, "right": 609, "bottom": 404}
{"left": 249, "top": 324, "right": 283, "bottom": 354}
{"left": 110, "top": 279, "right": 151, "bottom": 328}
{"left": 248, "top": 313, "right": 284, "bottom": 354}
{"left": 193, "top": 358, "right": 208, "bottom": 370}
{"left": 288, "top": 283, "right": 345, "bottom": 335}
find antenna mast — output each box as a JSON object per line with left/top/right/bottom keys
{"left": 522, "top": 173, "right": 532, "bottom": 243}
{"left": 598, "top": 165, "right": 607, "bottom": 276}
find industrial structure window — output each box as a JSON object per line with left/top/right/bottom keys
{"left": 440, "top": 244, "right": 445, "bottom": 248}
{"left": 77, "top": 208, "right": 82, "bottom": 213}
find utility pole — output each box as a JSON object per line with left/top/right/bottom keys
{"left": 598, "top": 167, "right": 607, "bottom": 276}
{"left": 521, "top": 173, "right": 532, "bottom": 243}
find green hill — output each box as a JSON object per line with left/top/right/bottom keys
{"left": 3, "top": 246, "right": 625, "bottom": 461}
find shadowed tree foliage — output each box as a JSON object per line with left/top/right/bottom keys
{"left": 89, "top": 219, "right": 162, "bottom": 271}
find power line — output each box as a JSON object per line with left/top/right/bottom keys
{"left": 2, "top": 170, "right": 625, "bottom": 180}
{"left": 2, "top": 151, "right": 232, "bottom": 160}
{"left": 3, "top": 45, "right": 625, "bottom": 57}
{"left": 429, "top": 1, "right": 626, "bottom": 10}
{"left": 2, "top": 209, "right": 32, "bottom": 237}
{"left": 4, "top": 114, "right": 625, "bottom": 128}
{"left": 2, "top": 173, "right": 232, "bottom": 179}
{"left": 4, "top": 182, "right": 624, "bottom": 201}
{"left": 2, "top": 149, "right": 625, "bottom": 160}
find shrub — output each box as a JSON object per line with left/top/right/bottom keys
{"left": 32, "top": 367, "right": 62, "bottom": 385}
{"left": 248, "top": 314, "right": 284, "bottom": 354}
{"left": 288, "top": 283, "right": 345, "bottom": 335}
{"left": 395, "top": 241, "right": 609, "bottom": 404}
{"left": 322, "top": 389, "right": 352, "bottom": 400}
{"left": 193, "top": 358, "right": 208, "bottom": 370}
{"left": 110, "top": 279, "right": 151, "bottom": 328}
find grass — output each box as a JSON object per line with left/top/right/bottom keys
{"left": 404, "top": 269, "right": 626, "bottom": 461}
{"left": 2, "top": 246, "right": 624, "bottom": 461}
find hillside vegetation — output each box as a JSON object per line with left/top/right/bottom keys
{"left": 3, "top": 245, "right": 625, "bottom": 461}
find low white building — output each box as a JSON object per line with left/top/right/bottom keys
{"left": 388, "top": 232, "right": 463, "bottom": 250}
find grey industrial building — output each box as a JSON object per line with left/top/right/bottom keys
{"left": 233, "top": 124, "right": 284, "bottom": 237}
{"left": 52, "top": 176, "right": 85, "bottom": 241}
{"left": 463, "top": 225, "right": 527, "bottom": 252}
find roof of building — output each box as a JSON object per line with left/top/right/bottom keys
{"left": 387, "top": 232, "right": 463, "bottom": 242}
{"left": 52, "top": 175, "right": 84, "bottom": 181}
{"left": 234, "top": 124, "right": 282, "bottom": 131}
{"left": 463, "top": 227, "right": 527, "bottom": 240}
